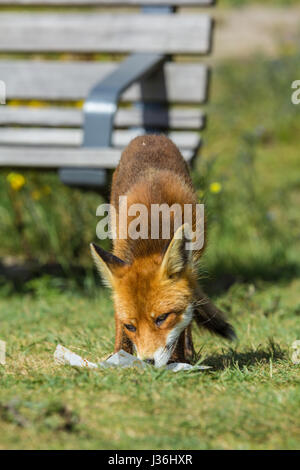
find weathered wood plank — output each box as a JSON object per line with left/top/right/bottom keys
{"left": 0, "top": 61, "right": 208, "bottom": 103}
{"left": 0, "top": 1, "right": 213, "bottom": 6}
{"left": 0, "top": 128, "right": 201, "bottom": 150}
{"left": 0, "top": 146, "right": 193, "bottom": 168}
{"left": 0, "top": 106, "right": 205, "bottom": 129}
{"left": 0, "top": 13, "right": 212, "bottom": 54}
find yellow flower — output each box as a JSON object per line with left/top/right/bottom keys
{"left": 31, "top": 189, "right": 41, "bottom": 201}
{"left": 7, "top": 172, "right": 26, "bottom": 191}
{"left": 8, "top": 100, "right": 21, "bottom": 107}
{"left": 75, "top": 100, "right": 84, "bottom": 109}
{"left": 209, "top": 182, "right": 222, "bottom": 194}
{"left": 60, "top": 53, "right": 73, "bottom": 61}
{"left": 28, "top": 100, "right": 46, "bottom": 108}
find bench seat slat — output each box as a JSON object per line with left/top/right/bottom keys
{"left": 0, "top": 106, "right": 205, "bottom": 130}
{"left": 0, "top": 146, "right": 194, "bottom": 168}
{"left": 0, "top": 61, "right": 208, "bottom": 104}
{"left": 0, "top": 128, "right": 201, "bottom": 150}
{"left": 0, "top": 13, "right": 212, "bottom": 54}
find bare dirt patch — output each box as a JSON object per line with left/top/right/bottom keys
{"left": 212, "top": 5, "right": 300, "bottom": 61}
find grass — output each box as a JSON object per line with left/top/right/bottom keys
{"left": 0, "top": 276, "right": 299, "bottom": 450}
{"left": 222, "top": 0, "right": 299, "bottom": 6}
{"left": 2, "top": 54, "right": 300, "bottom": 273}
{"left": 1, "top": 44, "right": 300, "bottom": 448}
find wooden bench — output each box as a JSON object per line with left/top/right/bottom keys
{"left": 0, "top": 0, "right": 214, "bottom": 188}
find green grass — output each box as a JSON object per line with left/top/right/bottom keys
{"left": 2, "top": 54, "right": 300, "bottom": 273}
{"left": 222, "top": 0, "right": 299, "bottom": 6}
{"left": 1, "top": 46, "right": 300, "bottom": 448}
{"left": 0, "top": 276, "right": 299, "bottom": 450}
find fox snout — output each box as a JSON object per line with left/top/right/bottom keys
{"left": 134, "top": 338, "right": 173, "bottom": 367}
{"left": 133, "top": 307, "right": 194, "bottom": 367}
{"left": 136, "top": 344, "right": 175, "bottom": 368}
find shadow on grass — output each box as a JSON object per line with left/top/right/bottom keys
{"left": 1, "top": 254, "right": 299, "bottom": 297}
{"left": 0, "top": 261, "right": 93, "bottom": 296}
{"left": 201, "top": 339, "right": 286, "bottom": 371}
{"left": 201, "top": 258, "right": 300, "bottom": 296}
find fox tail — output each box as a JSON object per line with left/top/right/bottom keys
{"left": 193, "top": 296, "right": 237, "bottom": 341}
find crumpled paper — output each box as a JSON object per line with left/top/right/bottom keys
{"left": 0, "top": 340, "right": 5, "bottom": 365}
{"left": 54, "top": 344, "right": 210, "bottom": 372}
{"left": 291, "top": 340, "right": 300, "bottom": 364}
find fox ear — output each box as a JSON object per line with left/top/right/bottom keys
{"left": 90, "top": 243, "right": 126, "bottom": 288}
{"left": 160, "top": 224, "right": 193, "bottom": 278}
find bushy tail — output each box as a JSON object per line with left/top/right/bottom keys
{"left": 193, "top": 293, "right": 237, "bottom": 341}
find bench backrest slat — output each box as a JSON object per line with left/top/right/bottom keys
{"left": 0, "top": 13, "right": 212, "bottom": 54}
{"left": 0, "top": 146, "right": 194, "bottom": 168}
{"left": 0, "top": 107, "right": 204, "bottom": 130}
{"left": 0, "top": 1, "right": 213, "bottom": 171}
{"left": 0, "top": 1, "right": 214, "bottom": 5}
{"left": 0, "top": 128, "right": 200, "bottom": 150}
{"left": 0, "top": 61, "right": 208, "bottom": 104}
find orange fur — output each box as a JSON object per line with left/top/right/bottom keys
{"left": 91, "top": 135, "right": 235, "bottom": 366}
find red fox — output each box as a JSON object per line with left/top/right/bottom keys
{"left": 91, "top": 135, "right": 236, "bottom": 367}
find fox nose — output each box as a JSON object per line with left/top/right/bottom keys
{"left": 144, "top": 358, "right": 154, "bottom": 365}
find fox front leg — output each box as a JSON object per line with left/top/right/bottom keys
{"left": 172, "top": 325, "right": 195, "bottom": 364}
{"left": 114, "top": 316, "right": 133, "bottom": 354}
{"left": 169, "top": 330, "right": 188, "bottom": 364}
{"left": 184, "top": 324, "right": 195, "bottom": 363}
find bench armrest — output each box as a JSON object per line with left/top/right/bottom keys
{"left": 82, "top": 52, "right": 165, "bottom": 147}
{"left": 59, "top": 53, "right": 164, "bottom": 188}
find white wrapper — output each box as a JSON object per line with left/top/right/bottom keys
{"left": 291, "top": 340, "right": 300, "bottom": 365}
{"left": 54, "top": 344, "right": 98, "bottom": 369}
{"left": 165, "top": 362, "right": 210, "bottom": 372}
{"left": 102, "top": 349, "right": 146, "bottom": 369}
{"left": 54, "top": 344, "right": 210, "bottom": 372}
{"left": 0, "top": 340, "right": 5, "bottom": 365}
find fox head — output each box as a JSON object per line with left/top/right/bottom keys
{"left": 90, "top": 225, "right": 197, "bottom": 367}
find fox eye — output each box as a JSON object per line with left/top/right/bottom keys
{"left": 155, "top": 313, "right": 170, "bottom": 327}
{"left": 124, "top": 324, "right": 136, "bottom": 332}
